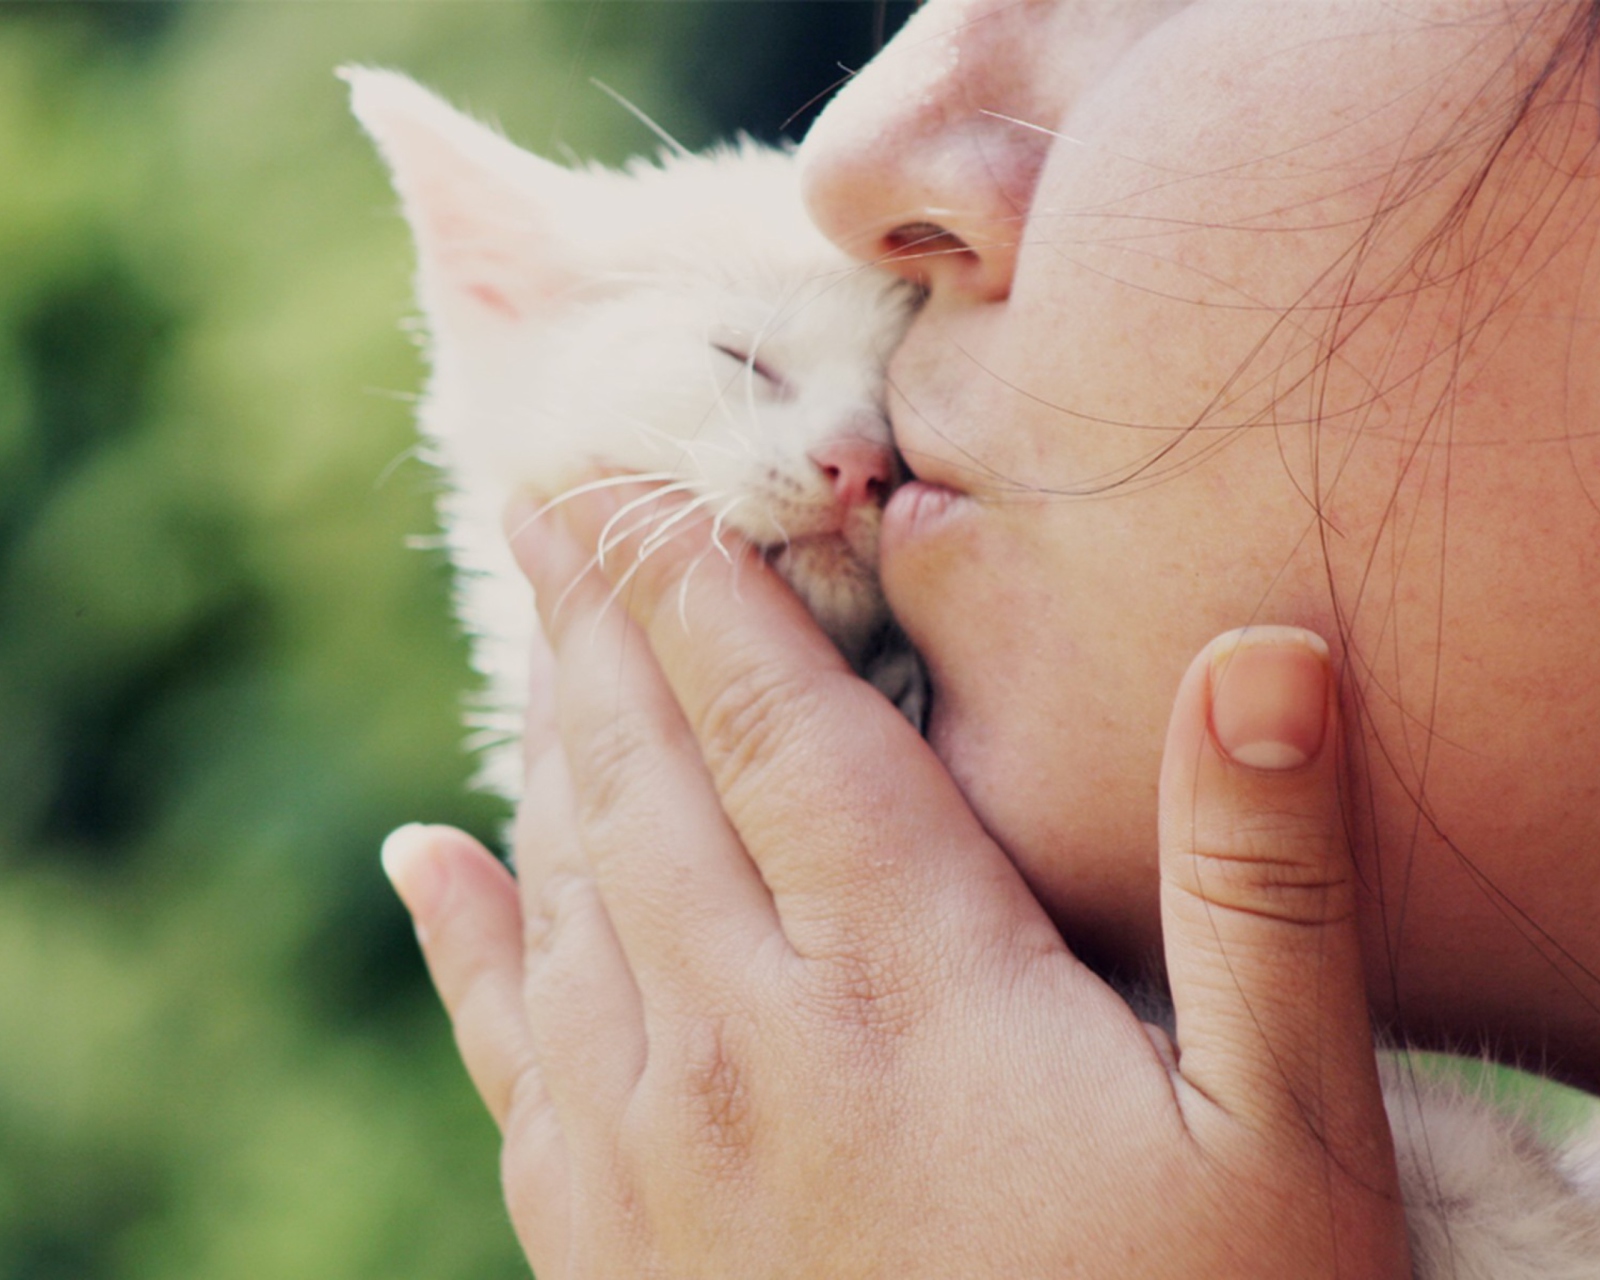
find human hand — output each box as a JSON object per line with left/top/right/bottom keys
{"left": 380, "top": 488, "right": 1411, "bottom": 1277}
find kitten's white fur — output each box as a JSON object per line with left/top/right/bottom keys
{"left": 346, "top": 68, "right": 1600, "bottom": 1276}
{"left": 1383, "top": 1058, "right": 1600, "bottom": 1277}
{"left": 346, "top": 67, "right": 916, "bottom": 799}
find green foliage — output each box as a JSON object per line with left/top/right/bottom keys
{"left": 0, "top": 3, "right": 910, "bottom": 1276}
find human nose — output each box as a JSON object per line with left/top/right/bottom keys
{"left": 798, "top": 0, "right": 1062, "bottom": 304}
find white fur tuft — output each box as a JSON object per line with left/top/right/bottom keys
{"left": 1384, "top": 1056, "right": 1600, "bottom": 1278}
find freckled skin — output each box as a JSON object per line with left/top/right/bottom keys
{"left": 802, "top": 0, "right": 1600, "bottom": 1082}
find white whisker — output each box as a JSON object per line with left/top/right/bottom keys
{"left": 710, "top": 495, "right": 746, "bottom": 563}
{"left": 593, "top": 514, "right": 710, "bottom": 642}
{"left": 547, "top": 547, "right": 604, "bottom": 627}
{"left": 608, "top": 408, "right": 747, "bottom": 463}
{"left": 677, "top": 541, "right": 723, "bottom": 631}
{"left": 729, "top": 534, "right": 749, "bottom": 607}
{"left": 589, "top": 78, "right": 690, "bottom": 159}
{"left": 640, "top": 491, "right": 722, "bottom": 558}
{"left": 504, "top": 471, "right": 682, "bottom": 542}
{"left": 704, "top": 352, "right": 757, "bottom": 453}
{"left": 596, "top": 506, "right": 685, "bottom": 571}
{"left": 597, "top": 482, "right": 696, "bottom": 567}
{"left": 374, "top": 442, "right": 426, "bottom": 490}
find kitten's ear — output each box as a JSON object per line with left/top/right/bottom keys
{"left": 342, "top": 67, "right": 585, "bottom": 326}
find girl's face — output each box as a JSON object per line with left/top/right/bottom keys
{"left": 802, "top": 0, "right": 1600, "bottom": 1073}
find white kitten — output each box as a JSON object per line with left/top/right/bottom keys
{"left": 347, "top": 68, "right": 1600, "bottom": 1278}
{"left": 345, "top": 67, "right": 921, "bottom": 800}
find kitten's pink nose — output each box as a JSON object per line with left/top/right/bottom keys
{"left": 810, "top": 438, "right": 895, "bottom": 510}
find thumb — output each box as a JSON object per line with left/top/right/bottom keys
{"left": 1159, "top": 626, "right": 1387, "bottom": 1151}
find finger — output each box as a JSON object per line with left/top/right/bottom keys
{"left": 512, "top": 619, "right": 586, "bottom": 889}
{"left": 505, "top": 491, "right": 783, "bottom": 998}
{"left": 508, "top": 485, "right": 1037, "bottom": 959}
{"left": 508, "top": 637, "right": 650, "bottom": 1148}
{"left": 520, "top": 601, "right": 561, "bottom": 771}
{"left": 380, "top": 823, "right": 541, "bottom": 1130}
{"left": 521, "top": 868, "right": 647, "bottom": 1159}
{"left": 514, "top": 711, "right": 649, "bottom": 1124}
{"left": 500, "top": 1080, "right": 571, "bottom": 1280}
{"left": 1158, "top": 628, "right": 1390, "bottom": 1153}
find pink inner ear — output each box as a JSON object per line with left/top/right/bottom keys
{"left": 357, "top": 84, "right": 573, "bottom": 327}
{"left": 463, "top": 283, "right": 521, "bottom": 321}
{"left": 432, "top": 230, "right": 538, "bottom": 323}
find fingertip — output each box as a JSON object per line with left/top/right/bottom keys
{"left": 382, "top": 823, "right": 535, "bottom": 1133}
{"left": 1205, "top": 626, "right": 1332, "bottom": 772}
{"left": 381, "top": 823, "right": 505, "bottom": 932}
{"left": 381, "top": 823, "right": 450, "bottom": 921}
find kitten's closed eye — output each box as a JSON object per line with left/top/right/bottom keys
{"left": 711, "top": 343, "right": 789, "bottom": 397}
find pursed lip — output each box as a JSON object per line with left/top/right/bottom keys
{"left": 882, "top": 478, "right": 975, "bottom": 551}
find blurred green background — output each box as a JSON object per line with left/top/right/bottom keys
{"left": 0, "top": 3, "right": 911, "bottom": 1276}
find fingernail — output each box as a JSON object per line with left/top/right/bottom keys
{"left": 380, "top": 823, "right": 448, "bottom": 918}
{"left": 1208, "top": 627, "right": 1330, "bottom": 770}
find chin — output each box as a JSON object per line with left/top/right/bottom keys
{"left": 927, "top": 689, "right": 1165, "bottom": 979}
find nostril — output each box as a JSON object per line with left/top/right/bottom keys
{"left": 883, "top": 221, "right": 976, "bottom": 273}
{"left": 820, "top": 468, "right": 889, "bottom": 505}
{"left": 810, "top": 438, "right": 896, "bottom": 511}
